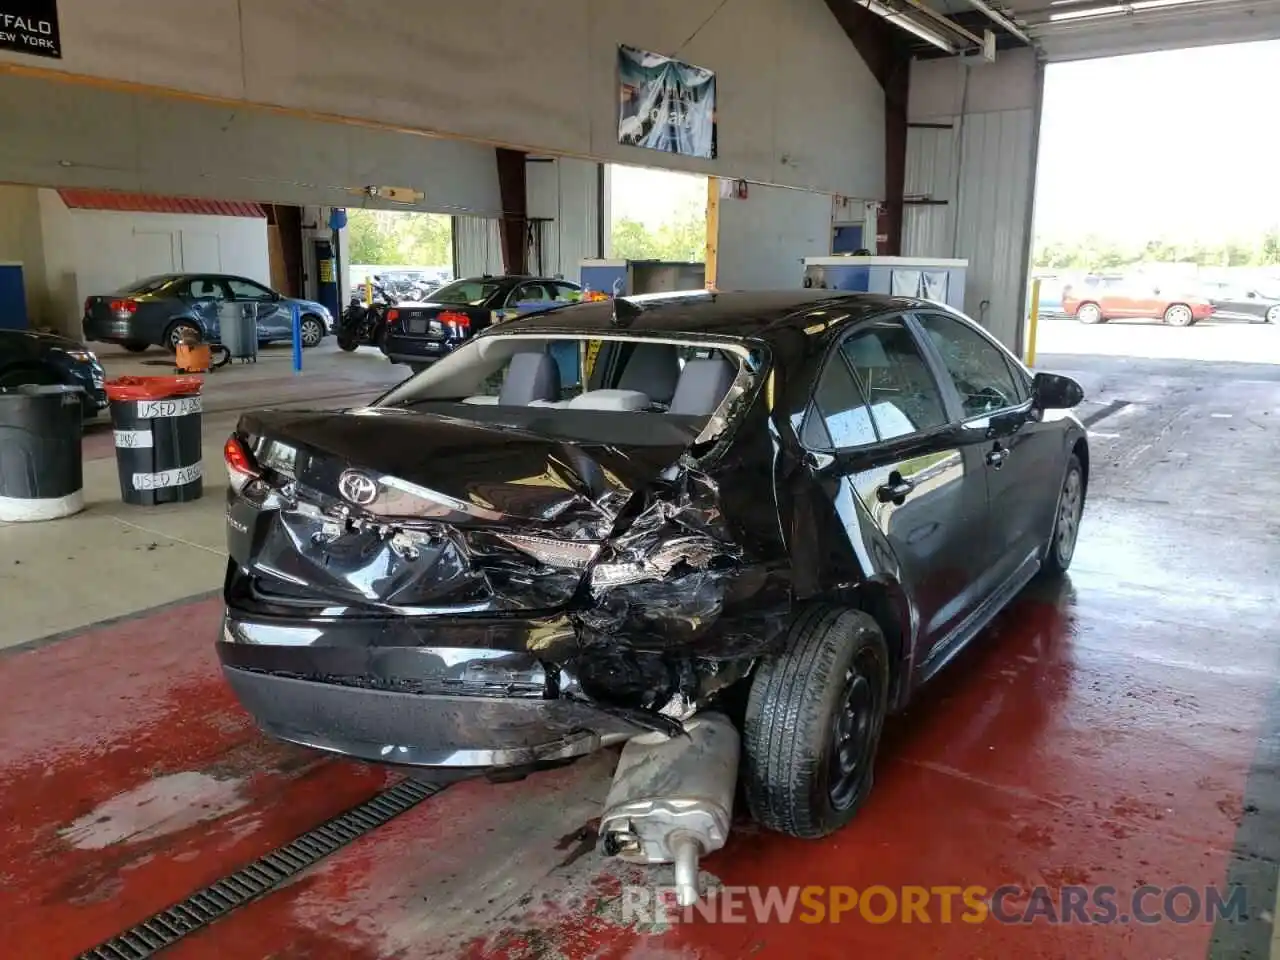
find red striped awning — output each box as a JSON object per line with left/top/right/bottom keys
{"left": 57, "top": 189, "right": 266, "bottom": 219}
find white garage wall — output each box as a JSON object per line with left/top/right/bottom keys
{"left": 715, "top": 183, "right": 833, "bottom": 291}
{"left": 0, "top": 74, "right": 502, "bottom": 218}
{"left": 35, "top": 194, "right": 269, "bottom": 335}
{"left": 0, "top": 0, "right": 885, "bottom": 198}
{"left": 0, "top": 185, "right": 49, "bottom": 323}
{"left": 904, "top": 50, "right": 1042, "bottom": 352}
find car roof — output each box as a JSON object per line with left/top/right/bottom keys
{"left": 495, "top": 290, "right": 917, "bottom": 341}
{"left": 459, "top": 275, "right": 576, "bottom": 286}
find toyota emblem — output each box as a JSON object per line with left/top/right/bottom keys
{"left": 338, "top": 470, "right": 379, "bottom": 506}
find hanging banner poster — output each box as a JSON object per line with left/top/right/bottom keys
{"left": 617, "top": 45, "right": 716, "bottom": 160}
{"left": 0, "top": 1, "right": 61, "bottom": 59}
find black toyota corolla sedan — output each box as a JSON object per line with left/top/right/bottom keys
{"left": 218, "top": 290, "right": 1087, "bottom": 840}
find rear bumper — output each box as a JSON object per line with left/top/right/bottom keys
{"left": 82, "top": 314, "right": 140, "bottom": 344}
{"left": 217, "top": 612, "right": 642, "bottom": 769}
{"left": 381, "top": 335, "right": 458, "bottom": 364}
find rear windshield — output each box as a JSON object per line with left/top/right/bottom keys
{"left": 430, "top": 279, "right": 502, "bottom": 306}
{"left": 115, "top": 275, "right": 176, "bottom": 296}
{"left": 378, "top": 334, "right": 760, "bottom": 445}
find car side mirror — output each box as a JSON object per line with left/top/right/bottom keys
{"left": 1032, "top": 372, "right": 1084, "bottom": 411}
{"left": 1248, "top": 291, "right": 1258, "bottom": 299}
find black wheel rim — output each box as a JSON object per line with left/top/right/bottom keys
{"left": 828, "top": 648, "right": 884, "bottom": 811}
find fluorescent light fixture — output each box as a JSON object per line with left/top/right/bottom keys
{"left": 1050, "top": 0, "right": 1218, "bottom": 20}
{"left": 860, "top": 0, "right": 958, "bottom": 52}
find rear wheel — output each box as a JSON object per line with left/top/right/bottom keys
{"left": 742, "top": 606, "right": 889, "bottom": 839}
{"left": 1266, "top": 305, "right": 1280, "bottom": 324}
{"left": 121, "top": 341, "right": 149, "bottom": 353}
{"left": 164, "top": 320, "right": 201, "bottom": 352}
{"left": 1075, "top": 302, "right": 1104, "bottom": 325}
{"left": 1164, "top": 303, "right": 1195, "bottom": 327}
{"left": 1042, "top": 453, "right": 1085, "bottom": 576}
{"left": 337, "top": 334, "right": 358, "bottom": 352}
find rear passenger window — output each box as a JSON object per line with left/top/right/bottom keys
{"left": 802, "top": 318, "right": 948, "bottom": 449}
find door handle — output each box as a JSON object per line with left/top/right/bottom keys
{"left": 876, "top": 474, "right": 916, "bottom": 504}
{"left": 986, "top": 445, "right": 1009, "bottom": 468}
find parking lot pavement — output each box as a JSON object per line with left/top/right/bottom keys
{"left": 1034, "top": 313, "right": 1280, "bottom": 365}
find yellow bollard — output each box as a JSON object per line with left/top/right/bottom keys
{"left": 1025, "top": 278, "right": 1042, "bottom": 368}
{"left": 365, "top": 279, "right": 373, "bottom": 304}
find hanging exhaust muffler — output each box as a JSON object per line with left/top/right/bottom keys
{"left": 598, "top": 712, "right": 739, "bottom": 906}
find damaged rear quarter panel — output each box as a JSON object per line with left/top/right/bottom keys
{"left": 574, "top": 350, "right": 794, "bottom": 705}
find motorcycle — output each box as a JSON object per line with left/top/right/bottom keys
{"left": 337, "top": 279, "right": 393, "bottom": 352}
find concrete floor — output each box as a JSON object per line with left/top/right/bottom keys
{"left": 0, "top": 342, "right": 407, "bottom": 648}
{"left": 0, "top": 344, "right": 1277, "bottom": 958}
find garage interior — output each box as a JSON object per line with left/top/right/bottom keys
{"left": 1, "top": 1, "right": 1278, "bottom": 958}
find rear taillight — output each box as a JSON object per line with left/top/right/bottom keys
{"left": 84, "top": 297, "right": 93, "bottom": 315}
{"left": 224, "top": 435, "right": 259, "bottom": 494}
{"left": 110, "top": 299, "right": 138, "bottom": 317}
{"left": 387, "top": 309, "right": 400, "bottom": 326}
{"left": 440, "top": 311, "right": 471, "bottom": 336}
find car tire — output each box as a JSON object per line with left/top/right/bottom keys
{"left": 164, "top": 320, "right": 202, "bottom": 353}
{"left": 408, "top": 362, "right": 431, "bottom": 375}
{"left": 1266, "top": 305, "right": 1280, "bottom": 324}
{"left": 1163, "top": 303, "right": 1195, "bottom": 327}
{"left": 1075, "top": 302, "right": 1104, "bottom": 325}
{"left": 742, "top": 606, "right": 889, "bottom": 840}
{"left": 122, "top": 341, "right": 149, "bottom": 353}
{"left": 337, "top": 335, "right": 358, "bottom": 352}
{"left": 1042, "top": 453, "right": 1085, "bottom": 577}
{"left": 300, "top": 315, "right": 325, "bottom": 348}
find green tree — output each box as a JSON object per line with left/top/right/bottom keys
{"left": 610, "top": 200, "right": 707, "bottom": 262}
{"left": 347, "top": 209, "right": 453, "bottom": 266}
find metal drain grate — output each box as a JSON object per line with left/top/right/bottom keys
{"left": 78, "top": 777, "right": 438, "bottom": 959}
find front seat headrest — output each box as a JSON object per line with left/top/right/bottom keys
{"left": 669, "top": 357, "right": 736, "bottom": 417}
{"left": 499, "top": 352, "right": 561, "bottom": 406}
{"left": 617, "top": 344, "right": 681, "bottom": 404}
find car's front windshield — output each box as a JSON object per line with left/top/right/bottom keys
{"left": 377, "top": 333, "right": 760, "bottom": 446}
{"left": 429, "top": 279, "right": 502, "bottom": 306}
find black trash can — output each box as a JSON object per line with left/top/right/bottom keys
{"left": 0, "top": 384, "right": 85, "bottom": 522}
{"left": 105, "top": 376, "right": 205, "bottom": 506}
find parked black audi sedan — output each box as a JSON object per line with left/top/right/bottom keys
{"left": 0, "top": 328, "right": 108, "bottom": 418}
{"left": 380, "top": 274, "right": 581, "bottom": 372}
{"left": 218, "top": 290, "right": 1087, "bottom": 839}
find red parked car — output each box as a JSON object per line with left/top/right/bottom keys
{"left": 1061, "top": 276, "right": 1215, "bottom": 327}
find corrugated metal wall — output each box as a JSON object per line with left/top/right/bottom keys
{"left": 454, "top": 216, "right": 504, "bottom": 277}
{"left": 904, "top": 53, "right": 1044, "bottom": 354}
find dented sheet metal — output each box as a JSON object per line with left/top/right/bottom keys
{"left": 219, "top": 333, "right": 800, "bottom": 763}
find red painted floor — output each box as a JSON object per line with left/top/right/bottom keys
{"left": 0, "top": 599, "right": 393, "bottom": 958}
{"left": 146, "top": 567, "right": 1272, "bottom": 959}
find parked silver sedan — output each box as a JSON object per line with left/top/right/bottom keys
{"left": 1200, "top": 281, "right": 1280, "bottom": 324}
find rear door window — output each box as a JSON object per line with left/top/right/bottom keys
{"left": 802, "top": 316, "right": 948, "bottom": 450}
